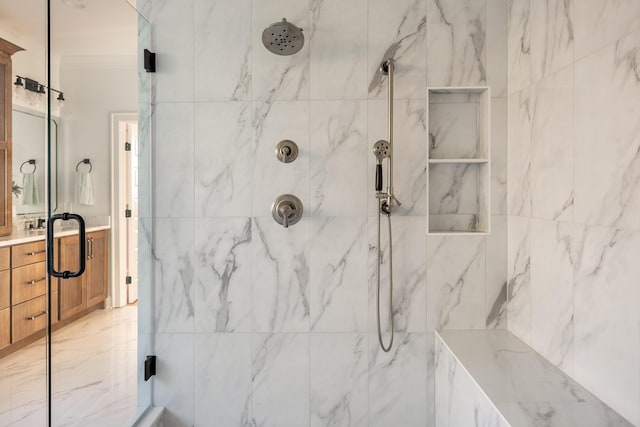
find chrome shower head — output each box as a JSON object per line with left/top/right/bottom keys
{"left": 373, "top": 140, "right": 391, "bottom": 163}
{"left": 262, "top": 18, "right": 304, "bottom": 56}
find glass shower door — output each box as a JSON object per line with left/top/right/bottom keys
{"left": 45, "top": 0, "right": 153, "bottom": 425}
{"left": 0, "top": 2, "right": 48, "bottom": 424}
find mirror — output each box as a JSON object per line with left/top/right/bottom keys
{"left": 12, "top": 106, "right": 58, "bottom": 215}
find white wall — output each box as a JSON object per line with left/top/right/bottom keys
{"left": 59, "top": 55, "right": 137, "bottom": 218}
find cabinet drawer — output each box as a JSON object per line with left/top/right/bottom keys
{"left": 0, "top": 307, "right": 9, "bottom": 349}
{"left": 12, "top": 262, "right": 47, "bottom": 305}
{"left": 0, "top": 270, "right": 8, "bottom": 309}
{"left": 0, "top": 247, "right": 9, "bottom": 270}
{"left": 12, "top": 241, "right": 46, "bottom": 268}
{"left": 12, "top": 295, "right": 47, "bottom": 342}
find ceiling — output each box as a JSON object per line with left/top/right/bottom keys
{"left": 0, "top": 0, "right": 140, "bottom": 57}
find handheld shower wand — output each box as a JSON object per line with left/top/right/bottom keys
{"left": 373, "top": 58, "right": 400, "bottom": 353}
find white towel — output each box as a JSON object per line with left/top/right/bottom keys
{"left": 21, "top": 172, "right": 39, "bottom": 205}
{"left": 75, "top": 171, "right": 95, "bottom": 205}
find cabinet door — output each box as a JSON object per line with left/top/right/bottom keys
{"left": 58, "top": 235, "right": 86, "bottom": 320}
{"left": 86, "top": 231, "right": 108, "bottom": 307}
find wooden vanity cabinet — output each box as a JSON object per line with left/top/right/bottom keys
{"left": 0, "top": 246, "right": 10, "bottom": 349}
{"left": 86, "top": 230, "right": 108, "bottom": 307}
{"left": 59, "top": 230, "right": 109, "bottom": 320}
{"left": 0, "top": 38, "right": 24, "bottom": 237}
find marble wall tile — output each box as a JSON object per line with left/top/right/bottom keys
{"left": 252, "top": 0, "right": 310, "bottom": 101}
{"left": 507, "top": 0, "right": 531, "bottom": 94}
{"left": 310, "top": 217, "right": 368, "bottom": 332}
{"left": 148, "top": 0, "right": 194, "bottom": 102}
{"left": 574, "top": 0, "right": 640, "bottom": 59}
{"left": 194, "top": 334, "right": 252, "bottom": 426}
{"left": 251, "top": 333, "right": 309, "bottom": 426}
{"left": 137, "top": 218, "right": 154, "bottom": 335}
{"left": 486, "top": 215, "right": 507, "bottom": 329}
{"left": 426, "top": 0, "right": 487, "bottom": 87}
{"left": 530, "top": 0, "right": 574, "bottom": 82}
{"left": 530, "top": 66, "right": 573, "bottom": 221}
{"left": 427, "top": 234, "right": 486, "bottom": 330}
{"left": 194, "top": 0, "right": 251, "bottom": 101}
{"left": 428, "top": 101, "right": 479, "bottom": 159}
{"left": 429, "top": 163, "right": 482, "bottom": 222}
{"left": 368, "top": 99, "right": 427, "bottom": 216}
{"left": 530, "top": 219, "right": 574, "bottom": 375}
{"left": 154, "top": 334, "right": 194, "bottom": 427}
{"left": 492, "top": 98, "right": 507, "bottom": 215}
{"left": 154, "top": 218, "right": 195, "bottom": 334}
{"left": 310, "top": 334, "right": 368, "bottom": 427}
{"left": 507, "top": 87, "right": 532, "bottom": 217}
{"left": 252, "top": 218, "right": 310, "bottom": 333}
{"left": 368, "top": 333, "right": 428, "bottom": 427}
{"left": 368, "top": 0, "right": 427, "bottom": 100}
{"left": 368, "top": 216, "right": 426, "bottom": 333}
{"left": 153, "top": 103, "right": 194, "bottom": 218}
{"left": 507, "top": 216, "right": 531, "bottom": 344}
{"left": 194, "top": 218, "right": 252, "bottom": 333}
{"left": 310, "top": 100, "right": 367, "bottom": 216}
{"left": 309, "top": 0, "right": 367, "bottom": 99}
{"left": 574, "top": 30, "right": 640, "bottom": 230}
{"left": 487, "top": 0, "right": 508, "bottom": 97}
{"left": 252, "top": 101, "right": 309, "bottom": 217}
{"left": 574, "top": 225, "right": 640, "bottom": 425}
{"left": 194, "top": 102, "right": 252, "bottom": 217}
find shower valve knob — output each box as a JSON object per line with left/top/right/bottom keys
{"left": 275, "top": 140, "right": 298, "bottom": 163}
{"left": 271, "top": 194, "right": 303, "bottom": 228}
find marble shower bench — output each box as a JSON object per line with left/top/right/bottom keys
{"left": 435, "top": 330, "right": 633, "bottom": 427}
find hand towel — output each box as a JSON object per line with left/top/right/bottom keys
{"left": 21, "top": 172, "right": 39, "bottom": 205}
{"left": 75, "top": 171, "right": 95, "bottom": 205}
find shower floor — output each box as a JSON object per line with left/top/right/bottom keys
{"left": 0, "top": 305, "right": 137, "bottom": 426}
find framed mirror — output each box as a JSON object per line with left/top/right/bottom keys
{"left": 12, "top": 106, "right": 58, "bottom": 215}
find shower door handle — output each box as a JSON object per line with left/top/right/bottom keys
{"left": 47, "top": 213, "right": 86, "bottom": 279}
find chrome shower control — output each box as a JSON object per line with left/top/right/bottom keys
{"left": 275, "top": 140, "right": 298, "bottom": 163}
{"left": 271, "top": 194, "right": 303, "bottom": 228}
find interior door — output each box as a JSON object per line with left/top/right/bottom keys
{"left": 126, "top": 122, "right": 138, "bottom": 304}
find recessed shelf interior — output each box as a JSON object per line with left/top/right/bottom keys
{"left": 427, "top": 87, "right": 490, "bottom": 234}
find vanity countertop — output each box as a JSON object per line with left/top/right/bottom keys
{"left": 0, "top": 225, "right": 110, "bottom": 248}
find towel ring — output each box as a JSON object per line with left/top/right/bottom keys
{"left": 76, "top": 158, "right": 93, "bottom": 173}
{"left": 20, "top": 159, "right": 36, "bottom": 174}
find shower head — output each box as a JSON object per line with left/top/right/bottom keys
{"left": 373, "top": 140, "right": 391, "bottom": 163}
{"left": 262, "top": 18, "right": 304, "bottom": 56}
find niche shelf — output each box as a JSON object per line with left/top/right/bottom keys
{"left": 426, "top": 86, "right": 490, "bottom": 235}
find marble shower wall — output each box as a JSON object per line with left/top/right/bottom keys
{"left": 507, "top": 0, "right": 640, "bottom": 424}
{"left": 143, "top": 0, "right": 507, "bottom": 425}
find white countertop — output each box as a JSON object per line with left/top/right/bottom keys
{"left": 436, "top": 330, "right": 634, "bottom": 427}
{"left": 0, "top": 225, "right": 110, "bottom": 248}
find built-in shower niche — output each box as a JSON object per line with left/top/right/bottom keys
{"left": 426, "top": 87, "right": 490, "bottom": 234}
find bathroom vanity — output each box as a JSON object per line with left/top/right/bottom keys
{"left": 0, "top": 226, "right": 109, "bottom": 357}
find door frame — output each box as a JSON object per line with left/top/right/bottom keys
{"left": 110, "top": 112, "right": 137, "bottom": 308}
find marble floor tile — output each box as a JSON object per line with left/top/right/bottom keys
{"left": 0, "top": 306, "right": 137, "bottom": 427}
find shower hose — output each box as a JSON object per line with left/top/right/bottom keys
{"left": 376, "top": 198, "right": 394, "bottom": 352}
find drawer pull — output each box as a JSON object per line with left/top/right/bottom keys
{"left": 27, "top": 250, "right": 46, "bottom": 256}
{"left": 26, "top": 311, "right": 46, "bottom": 321}
{"left": 26, "top": 277, "right": 46, "bottom": 285}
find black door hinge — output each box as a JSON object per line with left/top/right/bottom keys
{"left": 144, "top": 49, "right": 156, "bottom": 73}
{"left": 144, "top": 355, "right": 156, "bottom": 381}
{"left": 125, "top": 275, "right": 132, "bottom": 285}
{"left": 125, "top": 209, "right": 132, "bottom": 218}
{"left": 125, "top": 142, "right": 131, "bottom": 151}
